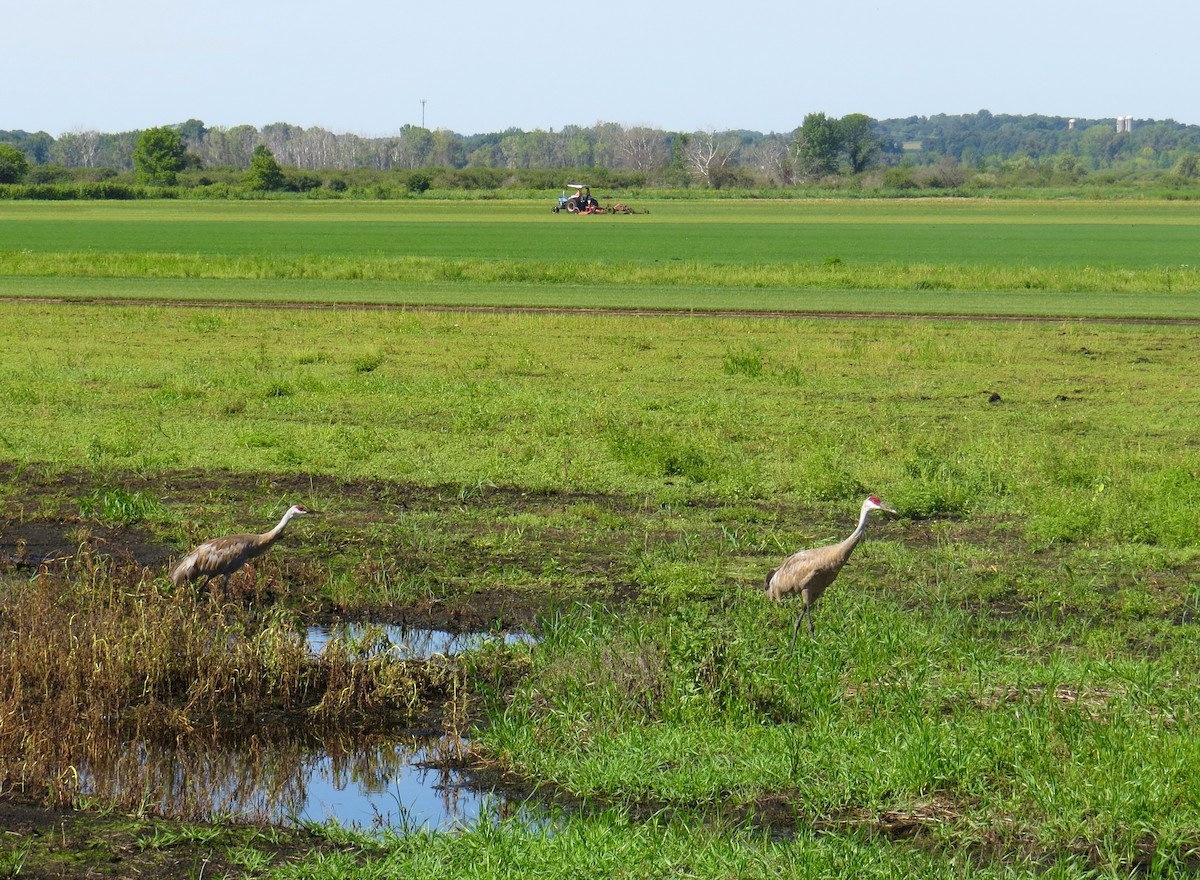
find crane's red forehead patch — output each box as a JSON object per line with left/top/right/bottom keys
{"left": 867, "top": 496, "right": 881, "bottom": 504}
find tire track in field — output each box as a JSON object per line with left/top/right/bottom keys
{"left": 4, "top": 295, "right": 1200, "bottom": 326}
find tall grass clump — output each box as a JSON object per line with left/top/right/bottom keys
{"left": 888, "top": 444, "right": 1010, "bottom": 517}
{"left": 603, "top": 422, "right": 716, "bottom": 483}
{"left": 0, "top": 564, "right": 460, "bottom": 809}
{"left": 78, "top": 486, "right": 166, "bottom": 526}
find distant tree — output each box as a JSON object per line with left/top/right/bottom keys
{"left": 0, "top": 130, "right": 53, "bottom": 164}
{"left": 175, "top": 118, "right": 207, "bottom": 146}
{"left": 52, "top": 130, "right": 103, "bottom": 167}
{"left": 839, "top": 114, "right": 881, "bottom": 173}
{"left": 743, "top": 137, "right": 793, "bottom": 185}
{"left": 928, "top": 156, "right": 967, "bottom": 188}
{"left": 428, "top": 129, "right": 466, "bottom": 167}
{"left": 244, "top": 144, "right": 285, "bottom": 190}
{"left": 795, "top": 113, "right": 842, "bottom": 177}
{"left": 1055, "top": 153, "right": 1086, "bottom": 181}
{"left": 562, "top": 125, "right": 595, "bottom": 167}
{"left": 0, "top": 143, "right": 30, "bottom": 182}
{"left": 616, "top": 125, "right": 669, "bottom": 172}
{"left": 132, "top": 126, "right": 187, "bottom": 184}
{"left": 685, "top": 129, "right": 737, "bottom": 187}
{"left": 261, "top": 122, "right": 303, "bottom": 159}
{"left": 8, "top": 114, "right": 1200, "bottom": 187}
{"left": 199, "top": 124, "right": 260, "bottom": 168}
{"left": 1173, "top": 153, "right": 1200, "bottom": 178}
{"left": 1079, "top": 124, "right": 1124, "bottom": 168}
{"left": 397, "top": 125, "right": 434, "bottom": 168}
{"left": 590, "top": 122, "right": 624, "bottom": 168}
{"left": 355, "top": 135, "right": 394, "bottom": 171}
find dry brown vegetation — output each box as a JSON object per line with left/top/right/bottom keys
{"left": 0, "top": 556, "right": 463, "bottom": 809}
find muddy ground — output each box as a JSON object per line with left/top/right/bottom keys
{"left": 0, "top": 789, "right": 388, "bottom": 879}
{"left": 0, "top": 462, "right": 652, "bottom": 633}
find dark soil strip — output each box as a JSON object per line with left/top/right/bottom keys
{"left": 5, "top": 296, "right": 1199, "bottom": 326}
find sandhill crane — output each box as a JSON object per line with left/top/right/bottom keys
{"left": 170, "top": 505, "right": 310, "bottom": 595}
{"left": 765, "top": 496, "right": 898, "bottom": 648}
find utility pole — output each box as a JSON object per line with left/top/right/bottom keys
{"left": 420, "top": 99, "right": 427, "bottom": 128}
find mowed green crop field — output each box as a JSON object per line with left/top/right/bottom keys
{"left": 1, "top": 198, "right": 1199, "bottom": 317}
{"left": 3, "top": 198, "right": 1199, "bottom": 265}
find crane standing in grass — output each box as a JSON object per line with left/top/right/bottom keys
{"left": 170, "top": 505, "right": 310, "bottom": 595}
{"left": 764, "top": 496, "right": 898, "bottom": 648}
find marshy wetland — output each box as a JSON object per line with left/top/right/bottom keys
{"left": 3, "top": 199, "right": 1200, "bottom": 878}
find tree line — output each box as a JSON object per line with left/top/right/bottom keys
{"left": 3, "top": 111, "right": 1200, "bottom": 192}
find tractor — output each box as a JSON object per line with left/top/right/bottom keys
{"left": 553, "top": 184, "right": 603, "bottom": 214}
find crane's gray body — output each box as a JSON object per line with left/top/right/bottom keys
{"left": 171, "top": 505, "right": 308, "bottom": 593}
{"left": 765, "top": 497, "right": 896, "bottom": 645}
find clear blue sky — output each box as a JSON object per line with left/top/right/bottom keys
{"left": 7, "top": 0, "right": 1198, "bottom": 137}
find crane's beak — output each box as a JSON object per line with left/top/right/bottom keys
{"left": 879, "top": 503, "right": 899, "bottom": 516}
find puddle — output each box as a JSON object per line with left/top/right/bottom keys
{"left": 73, "top": 626, "right": 543, "bottom": 832}
{"left": 306, "top": 622, "right": 537, "bottom": 660}
{"left": 78, "top": 729, "right": 537, "bottom": 832}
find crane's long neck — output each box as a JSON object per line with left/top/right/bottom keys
{"left": 837, "top": 505, "right": 874, "bottom": 558}
{"left": 258, "top": 509, "right": 297, "bottom": 547}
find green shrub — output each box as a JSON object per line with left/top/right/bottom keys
{"left": 25, "top": 164, "right": 71, "bottom": 184}
{"left": 285, "top": 171, "right": 322, "bottom": 192}
{"left": 75, "top": 182, "right": 137, "bottom": 199}
{"left": 244, "top": 145, "right": 285, "bottom": 191}
{"left": 405, "top": 171, "right": 433, "bottom": 193}
{"left": 0, "top": 144, "right": 29, "bottom": 183}
{"left": 882, "top": 166, "right": 919, "bottom": 190}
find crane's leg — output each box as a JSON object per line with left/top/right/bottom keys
{"left": 789, "top": 606, "right": 809, "bottom": 652}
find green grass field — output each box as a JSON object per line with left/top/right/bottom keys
{"left": 3, "top": 199, "right": 1200, "bottom": 878}
{"left": 3, "top": 199, "right": 1200, "bottom": 318}
{"left": 3, "top": 199, "right": 1198, "bottom": 266}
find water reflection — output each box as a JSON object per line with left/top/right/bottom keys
{"left": 306, "top": 622, "right": 536, "bottom": 660}
{"left": 73, "top": 625, "right": 542, "bottom": 832}
{"left": 79, "top": 727, "right": 523, "bottom": 831}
